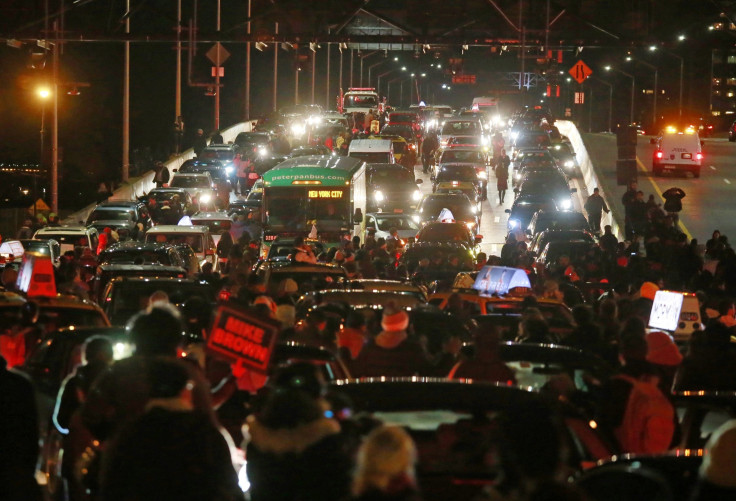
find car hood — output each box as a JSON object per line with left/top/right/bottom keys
{"left": 89, "top": 220, "right": 135, "bottom": 231}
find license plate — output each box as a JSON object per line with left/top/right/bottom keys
{"left": 393, "top": 208, "right": 403, "bottom": 213}
{"left": 663, "top": 165, "right": 676, "bottom": 169}
{"left": 248, "top": 173, "right": 259, "bottom": 179}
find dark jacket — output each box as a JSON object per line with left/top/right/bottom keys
{"left": 0, "top": 357, "right": 42, "bottom": 501}
{"left": 245, "top": 415, "right": 351, "bottom": 501}
{"left": 102, "top": 406, "right": 242, "bottom": 501}
{"left": 350, "top": 332, "right": 430, "bottom": 377}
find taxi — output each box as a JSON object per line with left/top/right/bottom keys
{"left": 432, "top": 163, "right": 482, "bottom": 207}
{"left": 370, "top": 134, "right": 415, "bottom": 170}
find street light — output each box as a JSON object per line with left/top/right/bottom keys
{"left": 377, "top": 68, "right": 400, "bottom": 96}
{"left": 368, "top": 59, "right": 391, "bottom": 87}
{"left": 650, "top": 45, "right": 684, "bottom": 119}
{"left": 627, "top": 57, "right": 658, "bottom": 128}
{"left": 605, "top": 66, "right": 636, "bottom": 125}
{"left": 359, "top": 51, "right": 382, "bottom": 86}
{"left": 36, "top": 87, "right": 51, "bottom": 217}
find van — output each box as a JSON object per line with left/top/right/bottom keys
{"left": 652, "top": 126, "right": 703, "bottom": 177}
{"left": 648, "top": 290, "right": 703, "bottom": 343}
{"left": 144, "top": 225, "right": 218, "bottom": 271}
{"left": 348, "top": 139, "right": 394, "bottom": 164}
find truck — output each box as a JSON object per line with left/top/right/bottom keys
{"left": 341, "top": 87, "right": 380, "bottom": 115}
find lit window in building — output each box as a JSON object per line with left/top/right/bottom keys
{"left": 727, "top": 78, "right": 736, "bottom": 86}
{"left": 728, "top": 55, "right": 736, "bottom": 64}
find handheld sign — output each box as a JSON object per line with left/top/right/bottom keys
{"left": 207, "top": 303, "right": 280, "bottom": 374}
{"left": 649, "top": 290, "right": 685, "bottom": 333}
{"left": 16, "top": 251, "right": 57, "bottom": 298}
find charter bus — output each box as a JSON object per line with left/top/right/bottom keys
{"left": 260, "top": 156, "right": 367, "bottom": 257}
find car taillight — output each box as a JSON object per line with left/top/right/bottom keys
{"left": 696, "top": 152, "right": 703, "bottom": 160}
{"left": 218, "top": 290, "right": 231, "bottom": 302}
{"left": 655, "top": 151, "right": 664, "bottom": 159}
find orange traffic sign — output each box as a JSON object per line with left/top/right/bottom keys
{"left": 569, "top": 60, "right": 592, "bottom": 84}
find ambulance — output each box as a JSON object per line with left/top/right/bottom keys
{"left": 652, "top": 126, "right": 703, "bottom": 178}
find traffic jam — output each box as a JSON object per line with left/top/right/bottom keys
{"left": 2, "top": 88, "right": 734, "bottom": 501}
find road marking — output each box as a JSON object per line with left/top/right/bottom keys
{"left": 494, "top": 216, "right": 500, "bottom": 223}
{"left": 635, "top": 157, "right": 693, "bottom": 241}
{"left": 710, "top": 165, "right": 716, "bottom": 170}
{"left": 726, "top": 178, "right": 732, "bottom": 185}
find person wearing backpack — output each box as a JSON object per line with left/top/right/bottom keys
{"left": 597, "top": 325, "right": 676, "bottom": 454}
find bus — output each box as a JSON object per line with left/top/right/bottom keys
{"left": 260, "top": 156, "right": 367, "bottom": 256}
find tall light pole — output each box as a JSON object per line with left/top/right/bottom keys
{"left": 627, "top": 56, "right": 658, "bottom": 128}
{"left": 649, "top": 45, "right": 684, "bottom": 120}
{"left": 245, "top": 0, "right": 251, "bottom": 120}
{"left": 377, "top": 68, "right": 399, "bottom": 96}
{"left": 591, "top": 76, "right": 613, "bottom": 132}
{"left": 368, "top": 58, "right": 392, "bottom": 87}
{"left": 273, "top": 23, "right": 278, "bottom": 112}
{"left": 123, "top": 0, "right": 130, "bottom": 182}
{"left": 37, "top": 87, "right": 50, "bottom": 218}
{"left": 359, "top": 51, "right": 381, "bottom": 86}
{"left": 605, "top": 66, "right": 635, "bottom": 126}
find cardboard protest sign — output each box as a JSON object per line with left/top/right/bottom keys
{"left": 207, "top": 303, "right": 280, "bottom": 374}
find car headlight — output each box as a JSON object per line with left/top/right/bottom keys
{"left": 307, "top": 116, "right": 319, "bottom": 125}
{"left": 559, "top": 199, "right": 572, "bottom": 210}
{"left": 515, "top": 172, "right": 521, "bottom": 179}
{"left": 291, "top": 123, "right": 306, "bottom": 136}
{"left": 481, "top": 136, "right": 490, "bottom": 145}
{"left": 477, "top": 170, "right": 488, "bottom": 179}
{"left": 238, "top": 461, "right": 251, "bottom": 492}
{"left": 374, "top": 191, "right": 385, "bottom": 202}
{"left": 412, "top": 215, "right": 421, "bottom": 223}
{"left": 225, "top": 166, "right": 234, "bottom": 175}
{"left": 493, "top": 115, "right": 502, "bottom": 125}
{"left": 466, "top": 222, "right": 475, "bottom": 230}
{"left": 412, "top": 190, "right": 422, "bottom": 201}
{"left": 471, "top": 206, "right": 477, "bottom": 214}
{"left": 199, "top": 193, "right": 212, "bottom": 204}
{"left": 508, "top": 219, "right": 519, "bottom": 229}
{"left": 258, "top": 147, "right": 268, "bottom": 157}
{"left": 564, "top": 160, "right": 574, "bottom": 168}
{"left": 510, "top": 131, "right": 519, "bottom": 140}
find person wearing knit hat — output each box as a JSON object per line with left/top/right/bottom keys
{"left": 646, "top": 330, "right": 683, "bottom": 395}
{"left": 349, "top": 303, "right": 429, "bottom": 378}
{"left": 639, "top": 281, "right": 659, "bottom": 301}
{"left": 691, "top": 419, "right": 736, "bottom": 500}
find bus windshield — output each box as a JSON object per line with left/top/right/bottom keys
{"left": 265, "top": 187, "right": 350, "bottom": 232}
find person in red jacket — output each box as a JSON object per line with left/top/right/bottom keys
{"left": 448, "top": 325, "right": 516, "bottom": 384}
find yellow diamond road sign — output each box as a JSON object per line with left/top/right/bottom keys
{"left": 569, "top": 60, "right": 592, "bottom": 84}
{"left": 206, "top": 43, "right": 230, "bottom": 66}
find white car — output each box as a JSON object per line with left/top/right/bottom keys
{"left": 34, "top": 226, "right": 100, "bottom": 255}
{"left": 169, "top": 172, "right": 218, "bottom": 209}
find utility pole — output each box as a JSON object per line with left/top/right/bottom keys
{"left": 122, "top": 0, "right": 130, "bottom": 182}
{"left": 245, "top": 0, "right": 251, "bottom": 120}
{"left": 311, "top": 48, "right": 316, "bottom": 104}
{"left": 350, "top": 49, "right": 354, "bottom": 87}
{"left": 326, "top": 43, "right": 331, "bottom": 108}
{"left": 273, "top": 22, "right": 278, "bottom": 112}
{"left": 176, "top": 0, "right": 182, "bottom": 121}
{"left": 214, "top": 0, "right": 221, "bottom": 130}
{"left": 51, "top": 20, "right": 59, "bottom": 213}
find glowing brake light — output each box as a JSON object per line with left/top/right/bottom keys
{"left": 696, "top": 152, "right": 703, "bottom": 161}
{"left": 655, "top": 151, "right": 664, "bottom": 159}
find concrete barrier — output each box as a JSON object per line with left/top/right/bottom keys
{"left": 555, "top": 121, "right": 623, "bottom": 240}
{"left": 62, "top": 121, "right": 256, "bottom": 225}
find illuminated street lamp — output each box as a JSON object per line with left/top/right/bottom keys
{"left": 649, "top": 45, "right": 685, "bottom": 119}
{"left": 36, "top": 87, "right": 51, "bottom": 217}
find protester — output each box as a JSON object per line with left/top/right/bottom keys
{"left": 584, "top": 187, "right": 610, "bottom": 233}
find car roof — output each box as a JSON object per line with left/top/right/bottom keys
{"left": 146, "top": 225, "right": 209, "bottom": 233}
{"left": 267, "top": 262, "right": 346, "bottom": 273}
{"left": 94, "top": 200, "right": 141, "bottom": 208}
{"left": 190, "top": 211, "right": 231, "bottom": 220}
{"left": 102, "top": 241, "right": 174, "bottom": 252}
{"left": 35, "top": 225, "right": 91, "bottom": 234}
{"left": 172, "top": 172, "right": 211, "bottom": 178}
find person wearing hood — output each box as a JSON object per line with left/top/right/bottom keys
{"left": 691, "top": 418, "right": 736, "bottom": 501}
{"left": 350, "top": 304, "right": 429, "bottom": 377}
{"left": 244, "top": 363, "right": 352, "bottom": 501}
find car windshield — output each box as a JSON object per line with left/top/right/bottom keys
{"left": 437, "top": 165, "right": 477, "bottom": 182}
{"left": 369, "top": 169, "right": 414, "bottom": 185}
{"left": 440, "top": 151, "right": 484, "bottom": 163}
{"left": 449, "top": 137, "right": 482, "bottom": 146}
{"left": 36, "top": 234, "right": 88, "bottom": 246}
{"left": 516, "top": 133, "right": 551, "bottom": 148}
{"left": 344, "top": 94, "right": 378, "bottom": 107}
{"left": 350, "top": 152, "right": 390, "bottom": 163}
{"left": 171, "top": 176, "right": 209, "bottom": 189}
{"left": 418, "top": 224, "right": 469, "bottom": 242}
{"left": 401, "top": 247, "right": 474, "bottom": 272}
{"left": 199, "top": 149, "right": 235, "bottom": 161}
{"left": 108, "top": 282, "right": 215, "bottom": 325}
{"left": 88, "top": 209, "right": 135, "bottom": 222}
{"left": 536, "top": 213, "right": 587, "bottom": 232}
{"left": 375, "top": 216, "right": 420, "bottom": 231}
{"left": 190, "top": 219, "right": 232, "bottom": 234}
{"left": 147, "top": 233, "right": 204, "bottom": 253}
{"left": 99, "top": 249, "right": 171, "bottom": 266}
{"left": 389, "top": 113, "right": 416, "bottom": 123}
{"left": 380, "top": 126, "right": 413, "bottom": 141}
{"left": 441, "top": 121, "right": 481, "bottom": 135}
{"left": 236, "top": 133, "right": 270, "bottom": 146}
{"left": 269, "top": 269, "right": 346, "bottom": 294}
{"left": 21, "top": 241, "right": 51, "bottom": 255}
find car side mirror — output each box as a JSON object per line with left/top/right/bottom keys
{"left": 504, "top": 209, "right": 511, "bottom": 214}
{"left": 475, "top": 235, "right": 483, "bottom": 243}
{"left": 415, "top": 178, "right": 423, "bottom": 184}
{"left": 570, "top": 188, "right": 577, "bottom": 193}
{"left": 649, "top": 138, "right": 657, "bottom": 145}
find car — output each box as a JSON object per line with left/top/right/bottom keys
{"left": 729, "top": 119, "right": 736, "bottom": 142}
{"left": 196, "top": 145, "right": 238, "bottom": 175}
{"left": 33, "top": 225, "right": 100, "bottom": 256}
{"left": 326, "top": 379, "right": 613, "bottom": 501}
{"left": 178, "top": 158, "right": 233, "bottom": 185}
{"left": 535, "top": 240, "right": 596, "bottom": 271}
{"left": 380, "top": 123, "right": 419, "bottom": 147}
{"left": 415, "top": 192, "right": 480, "bottom": 231}
{"left": 511, "top": 128, "right": 552, "bottom": 153}
{"left": 527, "top": 210, "right": 590, "bottom": 238}
{"left": 145, "top": 225, "right": 218, "bottom": 270}
{"left": 372, "top": 134, "right": 415, "bottom": 169}
{"left": 386, "top": 110, "right": 422, "bottom": 133}
{"left": 652, "top": 126, "right": 703, "bottom": 177}
{"left": 0, "top": 292, "right": 110, "bottom": 334}
{"left": 143, "top": 187, "right": 196, "bottom": 225}
{"left": 529, "top": 229, "right": 595, "bottom": 255}
{"left": 415, "top": 221, "right": 481, "bottom": 250}
{"left": 511, "top": 149, "right": 558, "bottom": 183}
{"left": 432, "top": 148, "right": 488, "bottom": 199}
{"left": 18, "top": 239, "right": 61, "bottom": 267}
{"left": 189, "top": 211, "right": 233, "bottom": 245}
{"left": 398, "top": 241, "right": 476, "bottom": 284}
{"left": 366, "top": 163, "right": 423, "bottom": 213}
{"left": 549, "top": 142, "right": 579, "bottom": 177}
{"left": 505, "top": 194, "right": 559, "bottom": 232}
{"left": 169, "top": 172, "right": 218, "bottom": 209}
{"left": 438, "top": 118, "right": 484, "bottom": 146}
{"left": 432, "top": 163, "right": 483, "bottom": 205}
{"left": 345, "top": 279, "right": 428, "bottom": 302}
{"left": 85, "top": 200, "right": 149, "bottom": 240}
{"left": 515, "top": 171, "right": 577, "bottom": 210}
{"left": 363, "top": 212, "right": 421, "bottom": 242}
{"left": 101, "top": 276, "right": 217, "bottom": 326}
{"left": 251, "top": 261, "right": 347, "bottom": 296}
{"left": 234, "top": 131, "right": 275, "bottom": 157}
